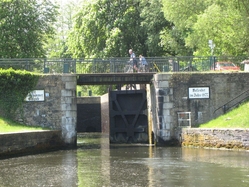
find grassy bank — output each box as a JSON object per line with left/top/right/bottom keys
{"left": 0, "top": 117, "right": 47, "bottom": 133}
{"left": 199, "top": 102, "right": 249, "bottom": 128}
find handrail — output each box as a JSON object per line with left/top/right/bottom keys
{"left": 213, "top": 89, "right": 249, "bottom": 115}
{"left": 0, "top": 56, "right": 246, "bottom": 74}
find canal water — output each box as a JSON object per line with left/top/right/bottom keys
{"left": 1, "top": 133, "right": 249, "bottom": 187}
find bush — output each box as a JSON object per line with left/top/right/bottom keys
{"left": 0, "top": 68, "right": 40, "bottom": 119}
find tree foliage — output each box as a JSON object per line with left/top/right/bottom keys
{"left": 67, "top": 0, "right": 171, "bottom": 58}
{"left": 45, "top": 0, "right": 77, "bottom": 58}
{"left": 0, "top": 0, "right": 58, "bottom": 58}
{"left": 139, "top": 0, "right": 173, "bottom": 56}
{"left": 162, "top": 0, "right": 249, "bottom": 56}
{"left": 0, "top": 68, "right": 39, "bottom": 119}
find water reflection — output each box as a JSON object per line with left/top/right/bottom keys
{"left": 0, "top": 133, "right": 249, "bottom": 187}
{"left": 0, "top": 150, "right": 78, "bottom": 187}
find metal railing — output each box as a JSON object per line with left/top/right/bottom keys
{"left": 213, "top": 88, "right": 249, "bottom": 116}
{"left": 0, "top": 56, "right": 246, "bottom": 74}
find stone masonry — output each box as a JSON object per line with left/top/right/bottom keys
{"left": 0, "top": 131, "right": 63, "bottom": 157}
{"left": 181, "top": 128, "right": 249, "bottom": 150}
{"left": 12, "top": 72, "right": 249, "bottom": 147}
{"left": 16, "top": 74, "right": 77, "bottom": 146}
{"left": 152, "top": 72, "right": 249, "bottom": 144}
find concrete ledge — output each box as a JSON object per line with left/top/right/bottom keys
{"left": 181, "top": 128, "right": 249, "bottom": 150}
{"left": 0, "top": 130, "right": 65, "bottom": 158}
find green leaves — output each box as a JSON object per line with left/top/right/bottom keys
{"left": 66, "top": 0, "right": 169, "bottom": 58}
{"left": 0, "top": 68, "right": 39, "bottom": 118}
{"left": 0, "top": 0, "right": 58, "bottom": 58}
{"left": 162, "top": 0, "right": 249, "bottom": 56}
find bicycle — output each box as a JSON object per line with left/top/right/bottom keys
{"left": 124, "top": 61, "right": 135, "bottom": 73}
{"left": 138, "top": 63, "right": 149, "bottom": 72}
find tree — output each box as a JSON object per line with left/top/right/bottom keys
{"left": 67, "top": 0, "right": 139, "bottom": 58}
{"left": 45, "top": 0, "right": 79, "bottom": 58}
{"left": 0, "top": 0, "right": 58, "bottom": 58}
{"left": 67, "top": 0, "right": 171, "bottom": 58}
{"left": 162, "top": 0, "right": 249, "bottom": 56}
{"left": 139, "top": 0, "right": 172, "bottom": 56}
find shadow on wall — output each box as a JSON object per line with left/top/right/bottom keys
{"left": 86, "top": 126, "right": 97, "bottom": 132}
{"left": 77, "top": 103, "right": 101, "bottom": 133}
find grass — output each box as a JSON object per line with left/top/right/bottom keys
{"left": 199, "top": 102, "right": 249, "bottom": 128}
{"left": 0, "top": 116, "right": 48, "bottom": 133}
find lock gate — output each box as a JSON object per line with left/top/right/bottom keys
{"left": 109, "top": 90, "right": 149, "bottom": 144}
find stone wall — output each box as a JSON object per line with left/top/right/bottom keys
{"left": 10, "top": 72, "right": 249, "bottom": 147}
{"left": 0, "top": 131, "right": 63, "bottom": 158}
{"left": 152, "top": 72, "right": 249, "bottom": 144}
{"left": 152, "top": 74, "right": 174, "bottom": 144}
{"left": 101, "top": 93, "right": 110, "bottom": 133}
{"left": 181, "top": 128, "right": 249, "bottom": 150}
{"left": 16, "top": 75, "right": 77, "bottom": 146}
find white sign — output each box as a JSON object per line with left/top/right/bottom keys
{"left": 25, "top": 90, "right": 45, "bottom": 101}
{"left": 188, "top": 87, "right": 210, "bottom": 99}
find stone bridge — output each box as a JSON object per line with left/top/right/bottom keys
{"left": 16, "top": 72, "right": 249, "bottom": 147}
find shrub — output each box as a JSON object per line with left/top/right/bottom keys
{"left": 0, "top": 68, "right": 39, "bottom": 119}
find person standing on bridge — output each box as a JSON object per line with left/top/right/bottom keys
{"left": 129, "top": 49, "right": 138, "bottom": 72}
{"left": 139, "top": 55, "right": 148, "bottom": 72}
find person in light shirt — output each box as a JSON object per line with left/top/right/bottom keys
{"left": 129, "top": 49, "right": 138, "bottom": 72}
{"left": 139, "top": 55, "right": 148, "bottom": 72}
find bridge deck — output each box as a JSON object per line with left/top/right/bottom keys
{"left": 76, "top": 73, "right": 155, "bottom": 85}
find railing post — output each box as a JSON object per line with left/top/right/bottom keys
{"left": 173, "top": 60, "right": 179, "bottom": 71}
{"left": 43, "top": 59, "right": 49, "bottom": 73}
{"left": 73, "top": 59, "right": 76, "bottom": 73}
{"left": 210, "top": 56, "right": 216, "bottom": 70}
{"left": 112, "top": 59, "right": 115, "bottom": 73}
{"left": 25, "top": 59, "right": 30, "bottom": 71}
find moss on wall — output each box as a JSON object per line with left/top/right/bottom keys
{"left": 181, "top": 129, "right": 248, "bottom": 150}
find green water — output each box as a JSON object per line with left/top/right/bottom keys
{"left": 1, "top": 133, "right": 249, "bottom": 187}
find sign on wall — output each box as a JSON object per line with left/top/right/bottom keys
{"left": 188, "top": 87, "right": 210, "bottom": 99}
{"left": 25, "top": 90, "right": 45, "bottom": 101}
